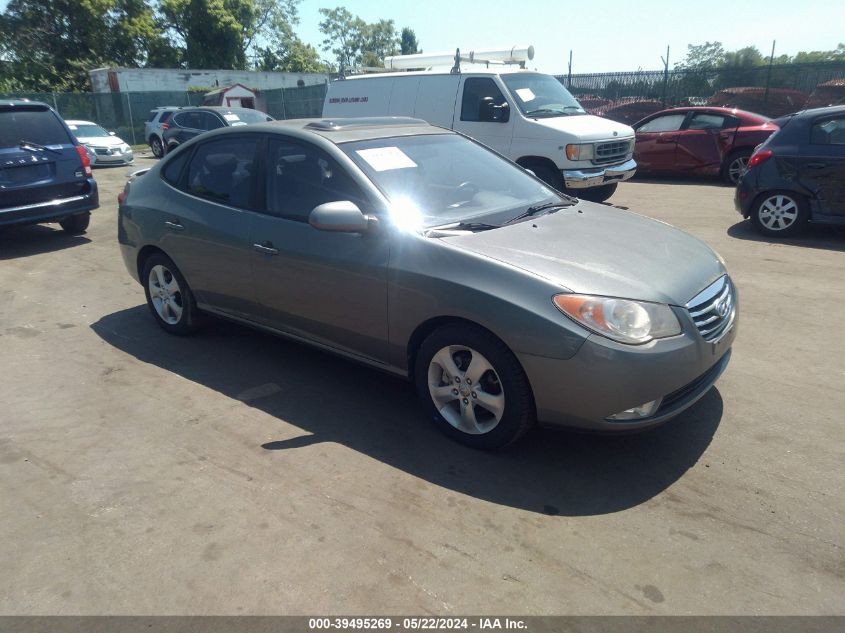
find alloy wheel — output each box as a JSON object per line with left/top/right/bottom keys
{"left": 148, "top": 264, "right": 184, "bottom": 325}
{"left": 427, "top": 345, "right": 505, "bottom": 435}
{"left": 758, "top": 194, "right": 799, "bottom": 231}
{"left": 151, "top": 137, "right": 163, "bottom": 158}
{"left": 728, "top": 155, "right": 749, "bottom": 184}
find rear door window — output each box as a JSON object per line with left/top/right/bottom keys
{"left": 201, "top": 112, "right": 225, "bottom": 130}
{"left": 810, "top": 117, "right": 845, "bottom": 145}
{"left": 185, "top": 136, "right": 259, "bottom": 209}
{"left": 686, "top": 113, "right": 727, "bottom": 130}
{"left": 0, "top": 107, "right": 72, "bottom": 147}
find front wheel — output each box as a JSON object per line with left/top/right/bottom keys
{"left": 751, "top": 191, "right": 809, "bottom": 238}
{"left": 142, "top": 253, "right": 201, "bottom": 335}
{"left": 59, "top": 212, "right": 90, "bottom": 235}
{"left": 576, "top": 182, "right": 618, "bottom": 203}
{"left": 414, "top": 324, "right": 535, "bottom": 449}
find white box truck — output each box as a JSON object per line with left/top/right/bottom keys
{"left": 322, "top": 46, "right": 636, "bottom": 202}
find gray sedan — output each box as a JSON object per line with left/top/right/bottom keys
{"left": 117, "top": 117, "right": 737, "bottom": 449}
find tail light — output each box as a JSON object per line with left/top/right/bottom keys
{"left": 747, "top": 149, "right": 773, "bottom": 169}
{"left": 161, "top": 123, "right": 170, "bottom": 130}
{"left": 75, "top": 145, "right": 92, "bottom": 176}
{"left": 118, "top": 183, "right": 129, "bottom": 206}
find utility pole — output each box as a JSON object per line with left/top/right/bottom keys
{"left": 764, "top": 40, "right": 776, "bottom": 106}
{"left": 660, "top": 45, "right": 670, "bottom": 106}
{"left": 567, "top": 50, "right": 572, "bottom": 89}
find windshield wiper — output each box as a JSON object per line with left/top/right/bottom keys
{"left": 424, "top": 221, "right": 499, "bottom": 234}
{"left": 505, "top": 201, "right": 571, "bottom": 225}
{"left": 19, "top": 140, "right": 62, "bottom": 154}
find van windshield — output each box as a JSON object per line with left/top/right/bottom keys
{"left": 341, "top": 134, "right": 567, "bottom": 229}
{"left": 501, "top": 73, "right": 586, "bottom": 118}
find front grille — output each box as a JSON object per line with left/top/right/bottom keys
{"left": 93, "top": 147, "right": 110, "bottom": 155}
{"left": 593, "top": 140, "right": 630, "bottom": 164}
{"left": 686, "top": 276, "right": 735, "bottom": 342}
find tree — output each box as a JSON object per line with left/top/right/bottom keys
{"left": 160, "top": 0, "right": 301, "bottom": 70}
{"left": 318, "top": 7, "right": 399, "bottom": 70}
{"left": 400, "top": 27, "right": 420, "bottom": 56}
{"left": 675, "top": 41, "right": 725, "bottom": 69}
{"left": 255, "top": 28, "right": 330, "bottom": 73}
{"left": 0, "top": 0, "right": 177, "bottom": 91}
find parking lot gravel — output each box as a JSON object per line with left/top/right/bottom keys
{"left": 1, "top": 158, "right": 843, "bottom": 614}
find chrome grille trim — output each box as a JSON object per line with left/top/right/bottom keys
{"left": 686, "top": 276, "right": 736, "bottom": 343}
{"left": 593, "top": 140, "right": 631, "bottom": 165}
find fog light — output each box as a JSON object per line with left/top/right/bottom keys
{"left": 607, "top": 398, "right": 662, "bottom": 421}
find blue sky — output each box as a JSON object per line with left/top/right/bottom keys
{"left": 294, "top": 0, "right": 845, "bottom": 73}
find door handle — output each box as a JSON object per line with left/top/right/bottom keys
{"left": 252, "top": 242, "right": 279, "bottom": 255}
{"left": 806, "top": 162, "right": 827, "bottom": 169}
{"left": 656, "top": 135, "right": 677, "bottom": 144}
{"left": 164, "top": 220, "right": 184, "bottom": 231}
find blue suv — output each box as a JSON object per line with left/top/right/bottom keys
{"left": 0, "top": 100, "right": 99, "bottom": 234}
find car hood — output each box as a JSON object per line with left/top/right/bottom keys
{"left": 441, "top": 202, "right": 725, "bottom": 305}
{"left": 78, "top": 135, "right": 126, "bottom": 147}
{"left": 521, "top": 114, "right": 635, "bottom": 142}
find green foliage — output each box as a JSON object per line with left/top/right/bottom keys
{"left": 318, "top": 6, "right": 399, "bottom": 70}
{"left": 400, "top": 27, "right": 420, "bottom": 56}
{"left": 255, "top": 32, "right": 331, "bottom": 73}
{"left": 675, "top": 41, "right": 725, "bottom": 70}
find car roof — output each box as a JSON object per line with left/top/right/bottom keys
{"left": 789, "top": 104, "right": 845, "bottom": 119}
{"left": 240, "top": 117, "right": 453, "bottom": 143}
{"left": 0, "top": 99, "right": 52, "bottom": 109}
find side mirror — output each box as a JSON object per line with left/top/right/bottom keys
{"left": 109, "top": 131, "right": 116, "bottom": 136}
{"left": 309, "top": 200, "right": 373, "bottom": 233}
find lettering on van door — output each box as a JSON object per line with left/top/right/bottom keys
{"left": 327, "top": 96, "right": 369, "bottom": 104}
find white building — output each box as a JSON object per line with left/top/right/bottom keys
{"left": 88, "top": 67, "right": 328, "bottom": 93}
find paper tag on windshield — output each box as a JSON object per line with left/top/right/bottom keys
{"left": 223, "top": 114, "right": 240, "bottom": 122}
{"left": 356, "top": 147, "right": 417, "bottom": 171}
{"left": 515, "top": 88, "right": 536, "bottom": 102}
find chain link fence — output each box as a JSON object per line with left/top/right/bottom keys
{"left": 0, "top": 84, "right": 328, "bottom": 147}
{"left": 556, "top": 62, "right": 845, "bottom": 123}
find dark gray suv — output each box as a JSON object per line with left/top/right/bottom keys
{"left": 162, "top": 107, "right": 273, "bottom": 155}
{"left": 118, "top": 117, "right": 736, "bottom": 448}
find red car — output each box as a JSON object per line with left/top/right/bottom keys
{"left": 632, "top": 107, "right": 778, "bottom": 184}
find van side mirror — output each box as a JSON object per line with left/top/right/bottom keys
{"left": 478, "top": 97, "right": 509, "bottom": 123}
{"left": 309, "top": 200, "right": 373, "bottom": 233}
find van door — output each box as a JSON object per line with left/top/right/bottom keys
{"left": 453, "top": 76, "right": 514, "bottom": 155}
{"left": 413, "top": 75, "right": 460, "bottom": 128}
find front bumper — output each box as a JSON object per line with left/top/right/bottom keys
{"left": 0, "top": 181, "right": 99, "bottom": 227}
{"left": 563, "top": 158, "right": 637, "bottom": 189}
{"left": 92, "top": 150, "right": 134, "bottom": 166}
{"left": 517, "top": 304, "right": 737, "bottom": 432}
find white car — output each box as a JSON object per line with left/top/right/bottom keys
{"left": 66, "top": 120, "right": 134, "bottom": 166}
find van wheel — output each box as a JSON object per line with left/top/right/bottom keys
{"left": 526, "top": 164, "right": 565, "bottom": 193}
{"left": 577, "top": 183, "right": 618, "bottom": 203}
{"left": 59, "top": 213, "right": 90, "bottom": 235}
{"left": 415, "top": 324, "right": 535, "bottom": 450}
{"left": 142, "top": 253, "right": 200, "bottom": 335}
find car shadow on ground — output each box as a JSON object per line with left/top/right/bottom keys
{"left": 0, "top": 224, "right": 91, "bottom": 259}
{"left": 92, "top": 306, "right": 723, "bottom": 517}
{"left": 629, "top": 175, "right": 728, "bottom": 187}
{"left": 727, "top": 219, "right": 845, "bottom": 252}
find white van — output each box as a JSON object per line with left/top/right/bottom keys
{"left": 322, "top": 68, "right": 636, "bottom": 202}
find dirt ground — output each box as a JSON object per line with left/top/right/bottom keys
{"left": 1, "top": 157, "right": 843, "bottom": 614}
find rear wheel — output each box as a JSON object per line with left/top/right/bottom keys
{"left": 149, "top": 136, "right": 164, "bottom": 158}
{"left": 576, "top": 182, "right": 618, "bottom": 203}
{"left": 59, "top": 212, "right": 90, "bottom": 235}
{"left": 414, "top": 324, "right": 535, "bottom": 449}
{"left": 751, "top": 191, "right": 808, "bottom": 237}
{"left": 722, "top": 150, "right": 751, "bottom": 185}
{"left": 142, "top": 253, "right": 200, "bottom": 335}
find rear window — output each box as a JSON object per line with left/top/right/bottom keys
{"left": 160, "top": 111, "right": 173, "bottom": 124}
{"left": 0, "top": 107, "right": 73, "bottom": 147}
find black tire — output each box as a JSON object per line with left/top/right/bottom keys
{"left": 526, "top": 163, "right": 565, "bottom": 193}
{"left": 141, "top": 253, "right": 201, "bottom": 335}
{"left": 414, "top": 324, "right": 535, "bottom": 450}
{"left": 59, "top": 212, "right": 90, "bottom": 235}
{"left": 751, "top": 190, "right": 809, "bottom": 238}
{"left": 576, "top": 182, "right": 618, "bottom": 203}
{"left": 721, "top": 150, "right": 752, "bottom": 185}
{"left": 149, "top": 135, "right": 164, "bottom": 158}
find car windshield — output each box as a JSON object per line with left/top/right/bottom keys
{"left": 341, "top": 134, "right": 564, "bottom": 229}
{"left": 501, "top": 73, "right": 586, "bottom": 117}
{"left": 68, "top": 123, "right": 111, "bottom": 138}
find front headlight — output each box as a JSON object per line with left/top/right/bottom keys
{"left": 565, "top": 143, "right": 594, "bottom": 161}
{"left": 553, "top": 294, "right": 681, "bottom": 344}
